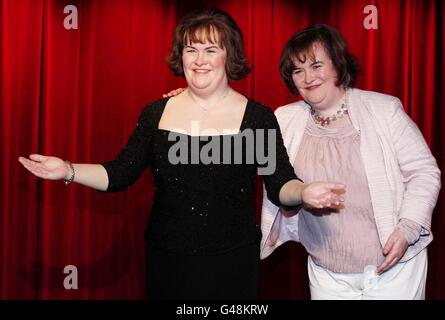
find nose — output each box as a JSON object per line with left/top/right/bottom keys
{"left": 303, "top": 69, "right": 314, "bottom": 84}
{"left": 194, "top": 51, "right": 206, "bottom": 66}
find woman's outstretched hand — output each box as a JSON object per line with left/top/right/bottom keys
{"left": 18, "top": 154, "right": 70, "bottom": 181}
{"left": 302, "top": 182, "right": 346, "bottom": 209}
{"left": 162, "top": 87, "right": 186, "bottom": 98}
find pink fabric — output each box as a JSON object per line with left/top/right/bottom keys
{"left": 293, "top": 116, "right": 384, "bottom": 272}
{"left": 261, "top": 88, "right": 441, "bottom": 263}
{"left": 397, "top": 219, "right": 423, "bottom": 245}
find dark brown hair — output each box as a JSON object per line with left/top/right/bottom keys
{"left": 167, "top": 8, "right": 251, "bottom": 81}
{"left": 279, "top": 24, "right": 360, "bottom": 94}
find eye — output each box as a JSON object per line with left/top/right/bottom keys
{"left": 292, "top": 69, "right": 303, "bottom": 75}
{"left": 206, "top": 49, "right": 217, "bottom": 53}
{"left": 312, "top": 64, "right": 322, "bottom": 69}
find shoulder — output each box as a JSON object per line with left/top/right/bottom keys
{"left": 247, "top": 99, "right": 275, "bottom": 115}
{"left": 141, "top": 98, "right": 168, "bottom": 114}
{"left": 138, "top": 98, "right": 169, "bottom": 122}
{"left": 246, "top": 99, "right": 276, "bottom": 121}
{"left": 248, "top": 99, "right": 308, "bottom": 117}
{"left": 134, "top": 98, "right": 168, "bottom": 128}
{"left": 244, "top": 99, "right": 280, "bottom": 129}
{"left": 274, "top": 100, "right": 309, "bottom": 119}
{"left": 350, "top": 88, "right": 402, "bottom": 113}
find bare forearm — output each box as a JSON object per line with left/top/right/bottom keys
{"left": 278, "top": 180, "right": 346, "bottom": 209}
{"left": 279, "top": 179, "right": 305, "bottom": 206}
{"left": 70, "top": 163, "right": 109, "bottom": 191}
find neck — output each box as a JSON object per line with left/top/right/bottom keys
{"left": 188, "top": 85, "right": 231, "bottom": 106}
{"left": 312, "top": 87, "right": 346, "bottom": 117}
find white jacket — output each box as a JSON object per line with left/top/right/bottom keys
{"left": 261, "top": 88, "right": 441, "bottom": 262}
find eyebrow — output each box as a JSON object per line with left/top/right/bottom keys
{"left": 293, "top": 60, "right": 324, "bottom": 69}
{"left": 184, "top": 45, "right": 220, "bottom": 50}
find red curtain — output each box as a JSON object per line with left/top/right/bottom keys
{"left": 1, "top": 0, "right": 444, "bottom": 299}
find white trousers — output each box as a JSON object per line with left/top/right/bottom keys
{"left": 308, "top": 249, "right": 428, "bottom": 300}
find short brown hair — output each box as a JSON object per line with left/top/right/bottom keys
{"left": 167, "top": 8, "right": 251, "bottom": 81}
{"left": 279, "top": 24, "right": 360, "bottom": 94}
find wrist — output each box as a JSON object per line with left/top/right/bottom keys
{"left": 300, "top": 183, "right": 309, "bottom": 203}
{"left": 63, "top": 160, "right": 75, "bottom": 185}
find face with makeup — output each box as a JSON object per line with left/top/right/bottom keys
{"left": 182, "top": 30, "right": 228, "bottom": 94}
{"left": 291, "top": 42, "right": 345, "bottom": 113}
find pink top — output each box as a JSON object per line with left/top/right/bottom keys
{"left": 293, "top": 116, "right": 422, "bottom": 272}
{"left": 261, "top": 89, "right": 440, "bottom": 263}
{"left": 294, "top": 116, "right": 385, "bottom": 272}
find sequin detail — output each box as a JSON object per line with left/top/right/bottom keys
{"left": 102, "top": 98, "right": 299, "bottom": 255}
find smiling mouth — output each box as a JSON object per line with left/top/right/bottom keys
{"left": 194, "top": 69, "right": 211, "bottom": 73}
{"left": 305, "top": 84, "right": 321, "bottom": 90}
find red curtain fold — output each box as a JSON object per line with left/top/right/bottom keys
{"left": 1, "top": 0, "right": 444, "bottom": 299}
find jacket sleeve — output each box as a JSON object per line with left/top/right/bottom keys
{"left": 389, "top": 98, "right": 441, "bottom": 231}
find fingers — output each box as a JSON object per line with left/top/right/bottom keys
{"left": 162, "top": 88, "right": 185, "bottom": 98}
{"left": 376, "top": 255, "right": 395, "bottom": 274}
{"left": 376, "top": 247, "right": 400, "bottom": 274}
{"left": 29, "top": 154, "right": 47, "bottom": 162}
{"left": 377, "top": 234, "right": 407, "bottom": 274}
{"left": 314, "top": 192, "right": 344, "bottom": 209}
{"left": 18, "top": 157, "right": 32, "bottom": 167}
{"left": 383, "top": 234, "right": 396, "bottom": 256}
{"left": 19, "top": 157, "right": 43, "bottom": 168}
{"left": 328, "top": 183, "right": 346, "bottom": 194}
{"left": 302, "top": 182, "right": 346, "bottom": 209}
{"left": 328, "top": 182, "right": 346, "bottom": 189}
{"left": 19, "top": 157, "right": 50, "bottom": 178}
{"left": 19, "top": 157, "right": 50, "bottom": 172}
{"left": 324, "top": 192, "right": 344, "bottom": 206}
{"left": 377, "top": 239, "right": 397, "bottom": 273}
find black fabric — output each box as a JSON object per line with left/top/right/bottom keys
{"left": 146, "top": 241, "right": 260, "bottom": 300}
{"left": 101, "top": 97, "right": 299, "bottom": 298}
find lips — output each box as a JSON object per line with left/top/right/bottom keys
{"left": 193, "top": 69, "right": 211, "bottom": 73}
{"left": 305, "top": 84, "right": 321, "bottom": 91}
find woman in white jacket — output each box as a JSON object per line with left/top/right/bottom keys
{"left": 261, "top": 24, "right": 441, "bottom": 300}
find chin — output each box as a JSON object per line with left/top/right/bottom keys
{"left": 190, "top": 79, "right": 210, "bottom": 87}
{"left": 306, "top": 92, "right": 327, "bottom": 102}
{"left": 303, "top": 95, "right": 322, "bottom": 105}
{"left": 191, "top": 84, "right": 214, "bottom": 92}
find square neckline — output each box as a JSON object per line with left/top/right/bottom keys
{"left": 156, "top": 96, "right": 252, "bottom": 137}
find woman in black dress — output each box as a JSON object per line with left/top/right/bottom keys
{"left": 18, "top": 8, "right": 345, "bottom": 299}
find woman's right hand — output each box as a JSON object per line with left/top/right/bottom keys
{"left": 18, "top": 154, "right": 70, "bottom": 181}
{"left": 301, "top": 181, "right": 346, "bottom": 209}
{"left": 162, "top": 87, "right": 186, "bottom": 98}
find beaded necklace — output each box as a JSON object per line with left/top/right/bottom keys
{"left": 310, "top": 96, "right": 348, "bottom": 127}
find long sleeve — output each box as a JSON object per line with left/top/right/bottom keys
{"left": 396, "top": 218, "right": 423, "bottom": 245}
{"left": 101, "top": 104, "right": 155, "bottom": 192}
{"left": 255, "top": 105, "right": 302, "bottom": 206}
{"left": 389, "top": 98, "right": 441, "bottom": 231}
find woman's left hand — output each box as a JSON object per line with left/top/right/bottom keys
{"left": 376, "top": 229, "right": 409, "bottom": 274}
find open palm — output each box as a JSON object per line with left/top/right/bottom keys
{"left": 302, "top": 181, "right": 346, "bottom": 209}
{"left": 18, "top": 154, "right": 69, "bottom": 181}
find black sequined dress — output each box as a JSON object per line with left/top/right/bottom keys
{"left": 102, "top": 98, "right": 299, "bottom": 299}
